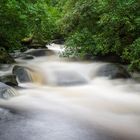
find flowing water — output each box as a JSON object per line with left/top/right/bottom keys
{"left": 0, "top": 44, "right": 140, "bottom": 140}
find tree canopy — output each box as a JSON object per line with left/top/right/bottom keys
{"left": 0, "top": 0, "right": 140, "bottom": 70}
{"left": 0, "top": 0, "right": 59, "bottom": 51}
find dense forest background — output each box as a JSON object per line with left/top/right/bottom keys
{"left": 0, "top": 0, "right": 140, "bottom": 71}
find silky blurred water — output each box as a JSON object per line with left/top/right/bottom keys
{"left": 0, "top": 44, "right": 140, "bottom": 140}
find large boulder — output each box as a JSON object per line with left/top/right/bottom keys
{"left": 0, "top": 74, "right": 18, "bottom": 87}
{"left": 12, "top": 65, "right": 32, "bottom": 83}
{"left": 95, "top": 63, "right": 131, "bottom": 79}
{"left": 12, "top": 65, "right": 44, "bottom": 84}
{"left": 0, "top": 82, "right": 18, "bottom": 100}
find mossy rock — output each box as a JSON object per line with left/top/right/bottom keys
{"left": 21, "top": 37, "right": 46, "bottom": 49}
{"left": 21, "top": 37, "right": 33, "bottom": 46}
{"left": 0, "top": 50, "right": 15, "bottom": 64}
{"left": 0, "top": 74, "right": 18, "bottom": 87}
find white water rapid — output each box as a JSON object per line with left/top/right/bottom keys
{"left": 0, "top": 44, "right": 140, "bottom": 140}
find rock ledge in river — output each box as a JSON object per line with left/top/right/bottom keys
{"left": 95, "top": 63, "right": 131, "bottom": 79}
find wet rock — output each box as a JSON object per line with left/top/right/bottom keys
{"left": 0, "top": 82, "right": 18, "bottom": 99}
{"left": 12, "top": 65, "right": 44, "bottom": 84}
{"left": 24, "top": 49, "right": 55, "bottom": 57}
{"left": 20, "top": 55, "right": 34, "bottom": 60}
{"left": 12, "top": 65, "right": 32, "bottom": 83}
{"left": 96, "top": 63, "right": 131, "bottom": 79}
{"left": 0, "top": 74, "right": 18, "bottom": 87}
{"left": 0, "top": 50, "right": 15, "bottom": 64}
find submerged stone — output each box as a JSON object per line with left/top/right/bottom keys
{"left": 52, "top": 70, "right": 87, "bottom": 86}
{"left": 0, "top": 82, "right": 18, "bottom": 100}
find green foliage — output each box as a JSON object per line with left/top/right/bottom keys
{"left": 0, "top": 0, "right": 140, "bottom": 70}
{"left": 94, "top": 0, "right": 140, "bottom": 55}
{"left": 27, "top": 1, "right": 60, "bottom": 43}
{"left": 0, "top": 0, "right": 60, "bottom": 52}
{"left": 123, "top": 38, "right": 140, "bottom": 71}
{"left": 58, "top": 0, "right": 140, "bottom": 71}
{"left": 64, "top": 28, "right": 96, "bottom": 58}
{"left": 58, "top": 0, "right": 98, "bottom": 36}
{"left": 0, "top": 0, "right": 27, "bottom": 51}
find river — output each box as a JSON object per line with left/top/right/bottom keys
{"left": 0, "top": 44, "right": 140, "bottom": 140}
